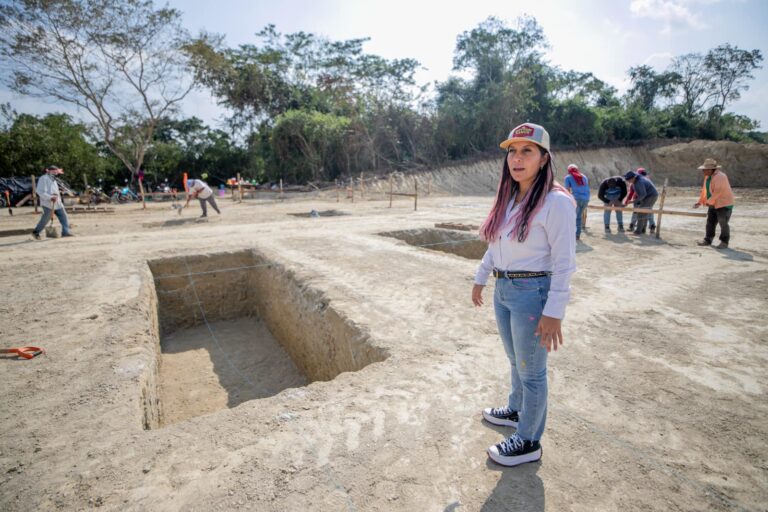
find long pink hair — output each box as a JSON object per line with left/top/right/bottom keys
{"left": 480, "top": 150, "right": 569, "bottom": 242}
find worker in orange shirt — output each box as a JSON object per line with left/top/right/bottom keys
{"left": 693, "top": 158, "right": 734, "bottom": 249}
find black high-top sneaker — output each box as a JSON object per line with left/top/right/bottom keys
{"left": 481, "top": 406, "right": 519, "bottom": 427}
{"left": 618, "top": 224, "right": 625, "bottom": 233}
{"left": 604, "top": 225, "right": 611, "bottom": 233}
{"left": 487, "top": 433, "right": 542, "bottom": 467}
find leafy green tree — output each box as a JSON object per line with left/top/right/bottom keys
{"left": 436, "top": 16, "right": 549, "bottom": 157}
{"left": 547, "top": 99, "right": 601, "bottom": 146}
{"left": 668, "top": 52, "right": 711, "bottom": 121}
{"left": 145, "top": 117, "right": 248, "bottom": 186}
{"left": 0, "top": 0, "right": 210, "bottom": 181}
{"left": 704, "top": 44, "right": 763, "bottom": 119}
{"left": 0, "top": 111, "right": 105, "bottom": 182}
{"left": 269, "top": 110, "right": 351, "bottom": 183}
{"left": 626, "top": 65, "right": 678, "bottom": 110}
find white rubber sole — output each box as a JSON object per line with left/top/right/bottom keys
{"left": 482, "top": 409, "right": 518, "bottom": 427}
{"left": 487, "top": 445, "right": 542, "bottom": 467}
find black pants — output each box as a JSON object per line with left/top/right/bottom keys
{"left": 634, "top": 195, "right": 658, "bottom": 233}
{"left": 705, "top": 206, "right": 732, "bottom": 244}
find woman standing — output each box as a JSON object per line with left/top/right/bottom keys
{"left": 564, "top": 164, "right": 590, "bottom": 240}
{"left": 471, "top": 123, "right": 576, "bottom": 467}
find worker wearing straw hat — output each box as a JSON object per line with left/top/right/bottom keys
{"left": 693, "top": 158, "right": 734, "bottom": 249}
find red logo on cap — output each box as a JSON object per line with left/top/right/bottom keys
{"left": 513, "top": 125, "right": 535, "bottom": 137}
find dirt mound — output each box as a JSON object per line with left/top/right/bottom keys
{"left": 371, "top": 140, "right": 768, "bottom": 196}
{"left": 652, "top": 140, "right": 768, "bottom": 187}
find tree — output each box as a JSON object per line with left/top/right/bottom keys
{"left": 0, "top": 0, "right": 208, "bottom": 182}
{"left": 186, "top": 25, "right": 421, "bottom": 130}
{"left": 549, "top": 70, "right": 619, "bottom": 107}
{"left": 626, "top": 65, "right": 678, "bottom": 110}
{"left": 0, "top": 111, "right": 106, "bottom": 180}
{"left": 437, "top": 16, "right": 549, "bottom": 156}
{"left": 453, "top": 15, "right": 547, "bottom": 87}
{"left": 270, "top": 110, "right": 351, "bottom": 183}
{"left": 668, "top": 53, "right": 711, "bottom": 120}
{"left": 704, "top": 44, "right": 763, "bottom": 119}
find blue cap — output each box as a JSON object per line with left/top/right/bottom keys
{"left": 624, "top": 171, "right": 637, "bottom": 181}
{"left": 186, "top": 179, "right": 194, "bottom": 188}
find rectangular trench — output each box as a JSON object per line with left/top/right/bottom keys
{"left": 142, "top": 249, "right": 388, "bottom": 428}
{"left": 379, "top": 228, "right": 487, "bottom": 259}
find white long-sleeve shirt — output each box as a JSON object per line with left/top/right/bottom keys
{"left": 474, "top": 189, "right": 577, "bottom": 319}
{"left": 36, "top": 174, "right": 64, "bottom": 210}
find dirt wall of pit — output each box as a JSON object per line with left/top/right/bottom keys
{"left": 148, "top": 250, "right": 388, "bottom": 389}
{"left": 367, "top": 140, "right": 768, "bottom": 196}
{"left": 247, "top": 255, "right": 388, "bottom": 381}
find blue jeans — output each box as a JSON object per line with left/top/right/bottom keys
{"left": 33, "top": 206, "right": 71, "bottom": 235}
{"left": 603, "top": 196, "right": 623, "bottom": 227}
{"left": 493, "top": 275, "right": 551, "bottom": 442}
{"left": 575, "top": 199, "right": 589, "bottom": 237}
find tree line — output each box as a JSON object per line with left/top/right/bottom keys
{"left": 0, "top": 1, "right": 763, "bottom": 188}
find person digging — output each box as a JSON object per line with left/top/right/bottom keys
{"left": 183, "top": 178, "right": 221, "bottom": 218}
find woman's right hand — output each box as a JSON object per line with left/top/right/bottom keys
{"left": 472, "top": 284, "right": 485, "bottom": 307}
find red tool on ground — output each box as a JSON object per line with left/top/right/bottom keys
{"left": 1, "top": 347, "right": 45, "bottom": 359}
{"left": 4, "top": 190, "right": 11, "bottom": 216}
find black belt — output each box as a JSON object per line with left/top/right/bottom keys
{"left": 493, "top": 269, "right": 551, "bottom": 279}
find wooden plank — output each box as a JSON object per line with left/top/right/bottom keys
{"left": 587, "top": 204, "right": 706, "bottom": 218}
{"left": 0, "top": 228, "right": 33, "bottom": 238}
{"left": 15, "top": 194, "right": 32, "bottom": 207}
{"left": 66, "top": 206, "right": 115, "bottom": 214}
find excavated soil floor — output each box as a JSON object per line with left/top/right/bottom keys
{"left": 1, "top": 187, "right": 767, "bottom": 512}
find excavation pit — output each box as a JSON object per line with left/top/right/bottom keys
{"left": 146, "top": 250, "right": 387, "bottom": 428}
{"left": 288, "top": 209, "right": 349, "bottom": 218}
{"left": 380, "top": 228, "right": 487, "bottom": 259}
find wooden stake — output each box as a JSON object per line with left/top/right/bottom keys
{"left": 336, "top": 183, "right": 340, "bottom": 203}
{"left": 655, "top": 178, "right": 668, "bottom": 239}
{"left": 15, "top": 193, "right": 31, "bottom": 207}
{"left": 279, "top": 178, "right": 284, "bottom": 199}
{"left": 138, "top": 178, "right": 146, "bottom": 209}
{"left": 389, "top": 174, "right": 393, "bottom": 208}
{"left": 428, "top": 175, "right": 432, "bottom": 196}
{"left": 360, "top": 172, "right": 364, "bottom": 198}
{"left": 237, "top": 173, "right": 243, "bottom": 203}
{"left": 31, "top": 175, "right": 38, "bottom": 213}
{"left": 414, "top": 179, "right": 418, "bottom": 211}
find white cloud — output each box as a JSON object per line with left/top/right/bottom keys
{"left": 642, "top": 52, "right": 675, "bottom": 69}
{"left": 629, "top": 0, "right": 716, "bottom": 31}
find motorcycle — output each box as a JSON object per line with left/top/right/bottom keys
{"left": 80, "top": 185, "right": 111, "bottom": 205}
{"left": 111, "top": 186, "right": 140, "bottom": 204}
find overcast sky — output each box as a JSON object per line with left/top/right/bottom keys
{"left": 3, "top": 0, "right": 767, "bottom": 128}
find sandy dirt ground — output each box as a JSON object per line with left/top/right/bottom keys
{"left": 0, "top": 186, "right": 766, "bottom": 512}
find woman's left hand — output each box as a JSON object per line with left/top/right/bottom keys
{"left": 535, "top": 315, "right": 563, "bottom": 352}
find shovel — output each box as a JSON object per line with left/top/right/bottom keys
{"left": 45, "top": 199, "right": 60, "bottom": 238}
